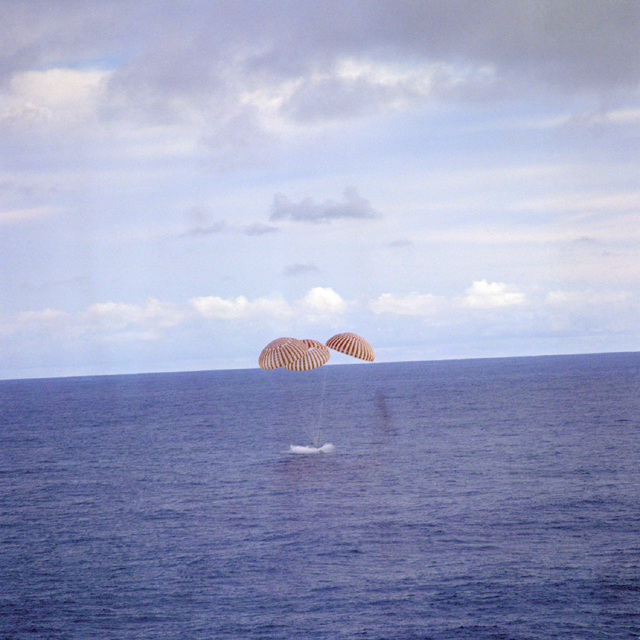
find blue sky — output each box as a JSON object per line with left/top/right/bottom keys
{"left": 1, "top": 0, "right": 639, "bottom": 379}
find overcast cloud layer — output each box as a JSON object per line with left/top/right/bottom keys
{"left": 1, "top": 0, "right": 639, "bottom": 378}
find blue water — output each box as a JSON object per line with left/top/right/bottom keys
{"left": 1, "top": 353, "right": 639, "bottom": 639}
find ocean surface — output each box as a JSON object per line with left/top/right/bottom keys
{"left": 1, "top": 353, "right": 639, "bottom": 639}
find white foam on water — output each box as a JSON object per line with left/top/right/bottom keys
{"left": 289, "top": 443, "right": 335, "bottom": 454}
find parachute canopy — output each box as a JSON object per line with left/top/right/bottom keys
{"left": 326, "top": 332, "right": 375, "bottom": 362}
{"left": 259, "top": 332, "right": 374, "bottom": 370}
{"left": 259, "top": 337, "right": 308, "bottom": 370}
{"left": 284, "top": 339, "right": 331, "bottom": 371}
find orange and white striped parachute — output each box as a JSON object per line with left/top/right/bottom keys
{"left": 284, "top": 339, "right": 330, "bottom": 371}
{"left": 326, "top": 332, "right": 375, "bottom": 362}
{"left": 259, "top": 337, "right": 308, "bottom": 370}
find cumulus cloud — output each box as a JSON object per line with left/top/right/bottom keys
{"left": 461, "top": 280, "right": 526, "bottom": 309}
{"left": 298, "top": 287, "right": 347, "bottom": 317}
{"left": 2, "top": 282, "right": 637, "bottom": 374}
{"left": 1, "top": 288, "right": 350, "bottom": 352}
{"left": 370, "top": 282, "right": 527, "bottom": 316}
{"left": 270, "top": 187, "right": 380, "bottom": 223}
{"left": 190, "top": 287, "right": 347, "bottom": 322}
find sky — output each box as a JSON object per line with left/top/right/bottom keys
{"left": 1, "top": 0, "right": 639, "bottom": 379}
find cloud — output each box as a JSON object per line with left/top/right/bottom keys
{"left": 371, "top": 282, "right": 527, "bottom": 316}
{"left": 278, "top": 58, "right": 495, "bottom": 123}
{"left": 16, "top": 308, "right": 72, "bottom": 334}
{"left": 298, "top": 287, "right": 347, "bottom": 317}
{"left": 190, "top": 295, "right": 290, "bottom": 321}
{"left": 545, "top": 289, "right": 632, "bottom": 308}
{"left": 176, "top": 217, "right": 279, "bottom": 239}
{"left": 512, "top": 190, "right": 640, "bottom": 216}
{"left": 0, "top": 0, "right": 636, "bottom": 172}
{"left": 190, "top": 287, "right": 347, "bottom": 322}
{"left": 542, "top": 288, "right": 638, "bottom": 335}
{"left": 85, "top": 299, "right": 185, "bottom": 333}
{"left": 270, "top": 187, "right": 380, "bottom": 223}
{"left": 178, "top": 221, "right": 227, "bottom": 238}
{"left": 133, "top": 2, "right": 640, "bottom": 96}
{"left": 0, "top": 205, "right": 58, "bottom": 225}
{"left": 461, "top": 280, "right": 526, "bottom": 309}
{"left": 1, "top": 1, "right": 638, "bottom": 176}
{"left": 284, "top": 263, "right": 320, "bottom": 276}
{"left": 1, "top": 288, "right": 349, "bottom": 348}
{"left": 1, "top": 68, "right": 110, "bottom": 128}
{"left": 243, "top": 222, "right": 279, "bottom": 236}
{"left": 2, "top": 282, "right": 637, "bottom": 377}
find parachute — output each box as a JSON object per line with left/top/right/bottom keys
{"left": 284, "top": 339, "right": 330, "bottom": 371}
{"left": 258, "top": 337, "right": 308, "bottom": 370}
{"left": 258, "top": 332, "right": 374, "bottom": 370}
{"left": 325, "top": 332, "right": 375, "bottom": 362}
{"left": 259, "top": 332, "right": 374, "bottom": 453}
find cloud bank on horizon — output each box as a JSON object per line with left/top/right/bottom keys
{"left": 1, "top": 0, "right": 639, "bottom": 378}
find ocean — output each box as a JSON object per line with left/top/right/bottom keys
{"left": 1, "top": 353, "right": 639, "bottom": 639}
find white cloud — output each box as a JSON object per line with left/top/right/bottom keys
{"left": 605, "top": 108, "right": 640, "bottom": 124}
{"left": 370, "top": 282, "right": 527, "bottom": 316}
{"left": 461, "top": 280, "right": 526, "bottom": 309}
{"left": 190, "top": 287, "right": 347, "bottom": 322}
{"left": 2, "top": 289, "right": 349, "bottom": 348}
{"left": 297, "top": 287, "right": 347, "bottom": 317}
{"left": 1, "top": 68, "right": 111, "bottom": 127}
{"left": 85, "top": 299, "right": 184, "bottom": 332}
{"left": 11, "top": 308, "right": 80, "bottom": 339}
